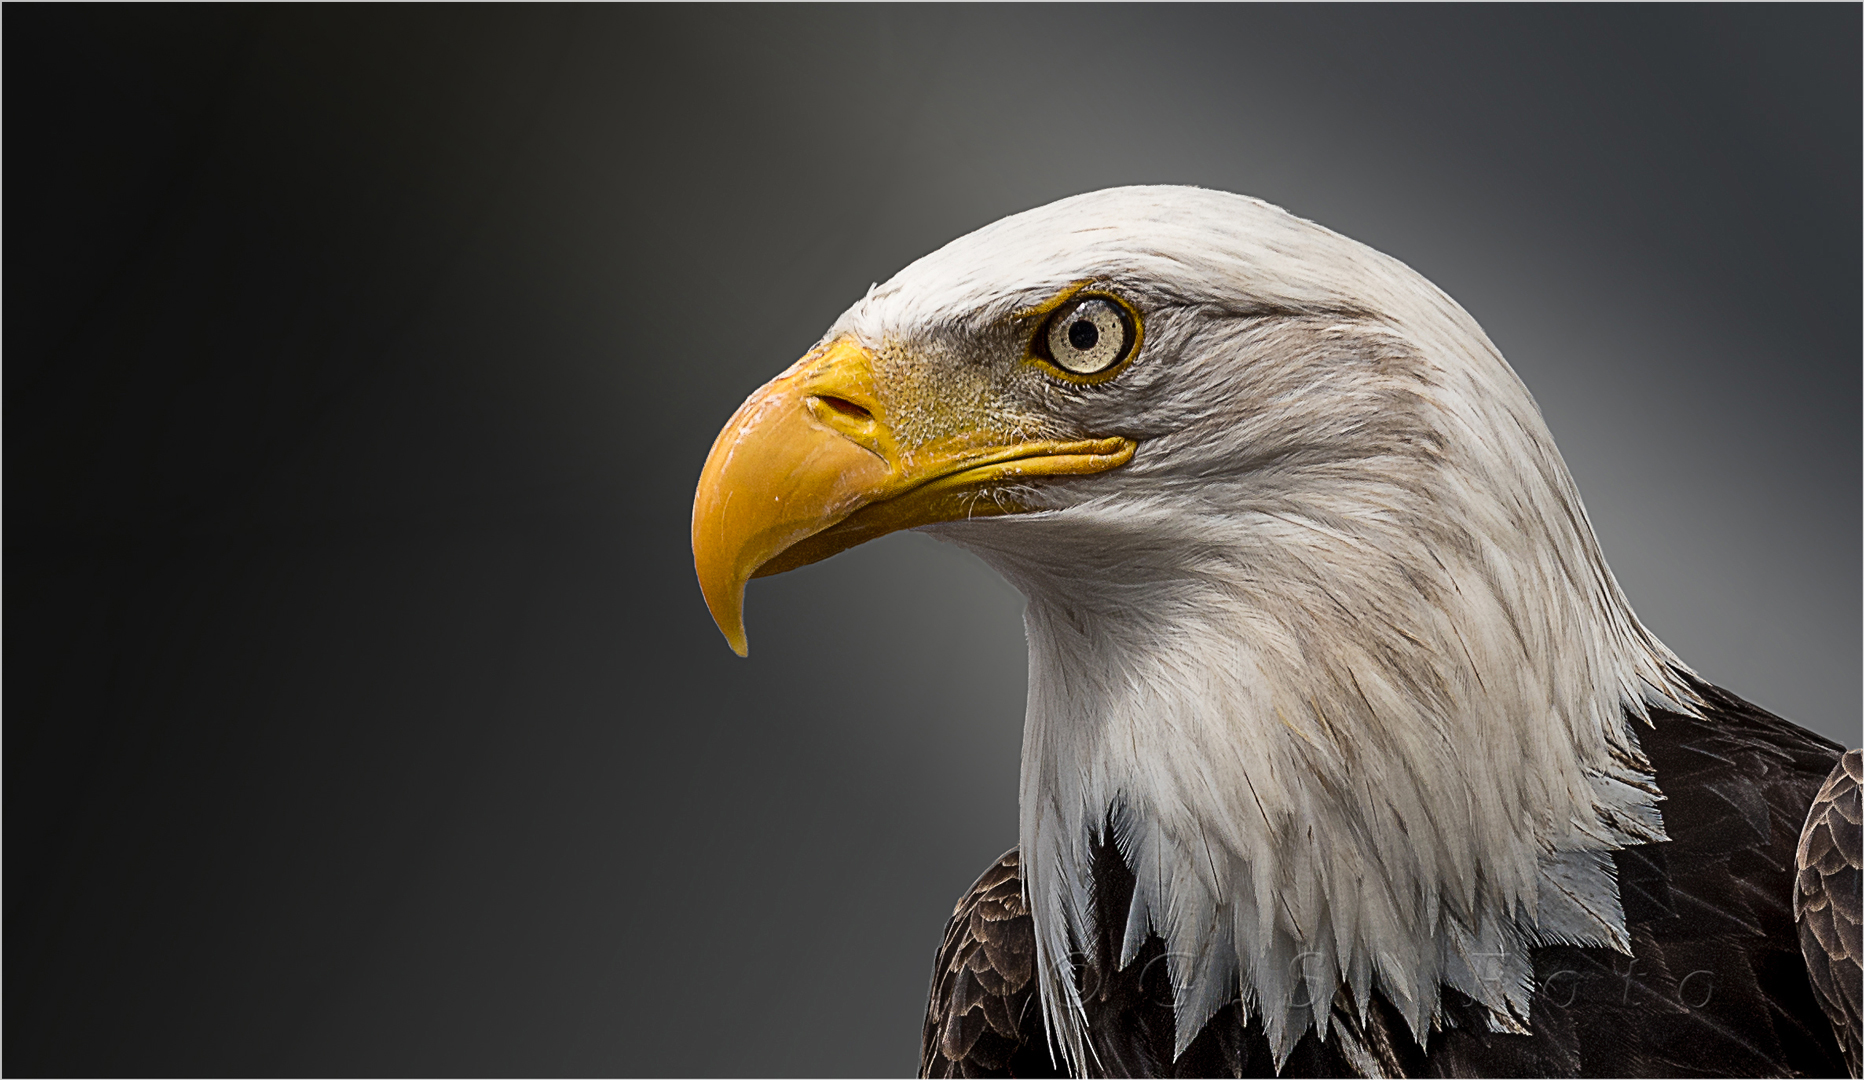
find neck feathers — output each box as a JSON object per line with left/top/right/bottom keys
{"left": 929, "top": 316, "right": 1697, "bottom": 1071}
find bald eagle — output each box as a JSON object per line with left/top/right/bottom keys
{"left": 690, "top": 187, "right": 1861, "bottom": 1078}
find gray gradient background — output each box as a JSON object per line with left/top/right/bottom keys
{"left": 7, "top": 5, "right": 1858, "bottom": 1075}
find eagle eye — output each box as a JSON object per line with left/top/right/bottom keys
{"left": 1039, "top": 296, "right": 1135, "bottom": 378}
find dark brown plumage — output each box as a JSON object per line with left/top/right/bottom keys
{"left": 922, "top": 682, "right": 1853, "bottom": 1078}
{"left": 922, "top": 851, "right": 1052, "bottom": 1079}
{"left": 1796, "top": 749, "right": 1862, "bottom": 1076}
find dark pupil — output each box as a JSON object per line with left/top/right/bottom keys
{"left": 1068, "top": 319, "right": 1099, "bottom": 350}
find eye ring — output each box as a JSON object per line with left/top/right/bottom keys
{"left": 1028, "top": 291, "right": 1141, "bottom": 383}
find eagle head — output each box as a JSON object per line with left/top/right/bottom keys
{"left": 691, "top": 186, "right": 1698, "bottom": 1070}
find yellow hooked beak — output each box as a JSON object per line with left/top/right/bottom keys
{"left": 692, "top": 338, "right": 1134, "bottom": 655}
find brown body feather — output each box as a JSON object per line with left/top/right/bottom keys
{"left": 1795, "top": 749, "right": 1862, "bottom": 1076}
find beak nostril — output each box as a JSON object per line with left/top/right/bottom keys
{"left": 812, "top": 395, "right": 874, "bottom": 423}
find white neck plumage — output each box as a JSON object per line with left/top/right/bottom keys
{"left": 932, "top": 408, "right": 1698, "bottom": 1073}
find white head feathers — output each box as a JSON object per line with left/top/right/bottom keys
{"left": 827, "top": 187, "right": 1698, "bottom": 1072}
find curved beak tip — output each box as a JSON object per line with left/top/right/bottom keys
{"left": 720, "top": 613, "right": 750, "bottom": 658}
{"left": 699, "top": 589, "right": 750, "bottom": 656}
{"left": 695, "top": 554, "right": 752, "bottom": 657}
